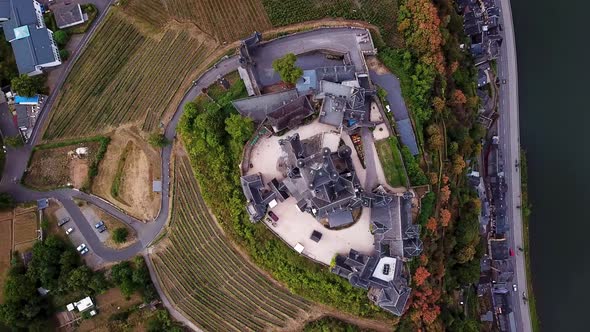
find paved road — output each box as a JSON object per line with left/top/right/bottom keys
{"left": 251, "top": 27, "right": 373, "bottom": 86}
{"left": 497, "top": 0, "right": 533, "bottom": 331}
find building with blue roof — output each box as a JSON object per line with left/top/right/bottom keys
{"left": 0, "top": 0, "right": 61, "bottom": 76}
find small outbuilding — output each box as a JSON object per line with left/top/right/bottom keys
{"left": 53, "top": 4, "right": 87, "bottom": 29}
{"left": 310, "top": 230, "right": 322, "bottom": 243}
{"left": 153, "top": 180, "right": 162, "bottom": 193}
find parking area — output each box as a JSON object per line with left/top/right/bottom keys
{"left": 265, "top": 197, "right": 375, "bottom": 265}
{"left": 52, "top": 205, "right": 103, "bottom": 267}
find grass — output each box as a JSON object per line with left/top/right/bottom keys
{"left": 520, "top": 149, "right": 539, "bottom": 332}
{"left": 151, "top": 156, "right": 312, "bottom": 331}
{"left": 110, "top": 141, "right": 132, "bottom": 199}
{"left": 374, "top": 136, "right": 407, "bottom": 187}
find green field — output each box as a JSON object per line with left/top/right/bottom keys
{"left": 151, "top": 157, "right": 312, "bottom": 331}
{"left": 375, "top": 137, "right": 407, "bottom": 187}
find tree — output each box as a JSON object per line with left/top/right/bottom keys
{"left": 11, "top": 74, "right": 43, "bottom": 97}
{"left": 148, "top": 132, "right": 169, "bottom": 148}
{"left": 59, "top": 49, "right": 69, "bottom": 61}
{"left": 414, "top": 266, "right": 431, "bottom": 286}
{"left": 440, "top": 209, "right": 451, "bottom": 227}
{"left": 439, "top": 185, "right": 451, "bottom": 205}
{"left": 426, "top": 124, "right": 443, "bottom": 151}
{"left": 272, "top": 53, "right": 303, "bottom": 85}
{"left": 426, "top": 217, "right": 437, "bottom": 233}
{"left": 452, "top": 89, "right": 467, "bottom": 106}
{"left": 53, "top": 30, "right": 69, "bottom": 46}
{"left": 433, "top": 96, "right": 445, "bottom": 113}
{"left": 4, "top": 135, "right": 23, "bottom": 147}
{"left": 428, "top": 172, "right": 438, "bottom": 185}
{"left": 112, "top": 227, "right": 129, "bottom": 244}
{"left": 0, "top": 193, "right": 15, "bottom": 210}
{"left": 67, "top": 266, "right": 93, "bottom": 292}
{"left": 452, "top": 155, "right": 466, "bottom": 175}
{"left": 456, "top": 245, "right": 476, "bottom": 264}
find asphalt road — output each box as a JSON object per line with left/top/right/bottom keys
{"left": 497, "top": 0, "right": 533, "bottom": 330}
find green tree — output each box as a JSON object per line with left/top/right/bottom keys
{"left": 59, "top": 49, "right": 69, "bottom": 61}
{"left": 112, "top": 227, "right": 129, "bottom": 244}
{"left": 88, "top": 273, "right": 109, "bottom": 294}
{"left": 67, "top": 266, "right": 93, "bottom": 292}
{"left": 11, "top": 74, "right": 43, "bottom": 97}
{"left": 147, "top": 132, "right": 170, "bottom": 148}
{"left": 272, "top": 53, "right": 303, "bottom": 85}
{"left": 0, "top": 193, "right": 15, "bottom": 210}
{"left": 53, "top": 30, "right": 69, "bottom": 46}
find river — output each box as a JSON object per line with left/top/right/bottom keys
{"left": 511, "top": 1, "right": 588, "bottom": 331}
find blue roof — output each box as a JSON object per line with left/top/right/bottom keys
{"left": 15, "top": 95, "right": 39, "bottom": 104}
{"left": 296, "top": 70, "right": 317, "bottom": 93}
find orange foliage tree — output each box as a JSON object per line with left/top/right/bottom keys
{"left": 426, "top": 217, "right": 438, "bottom": 233}
{"left": 440, "top": 209, "right": 451, "bottom": 227}
{"left": 414, "top": 266, "right": 431, "bottom": 286}
{"left": 439, "top": 185, "right": 451, "bottom": 205}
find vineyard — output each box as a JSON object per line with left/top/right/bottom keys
{"left": 122, "top": 0, "right": 272, "bottom": 42}
{"left": 262, "top": 0, "right": 399, "bottom": 46}
{"left": 150, "top": 156, "right": 312, "bottom": 331}
{"left": 43, "top": 9, "right": 218, "bottom": 140}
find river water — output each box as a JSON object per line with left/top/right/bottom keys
{"left": 511, "top": 1, "right": 588, "bottom": 331}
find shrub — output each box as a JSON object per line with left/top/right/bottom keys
{"left": 53, "top": 30, "right": 69, "bottom": 46}
{"left": 147, "top": 133, "right": 169, "bottom": 148}
{"left": 112, "top": 228, "right": 129, "bottom": 244}
{"left": 59, "top": 49, "right": 69, "bottom": 61}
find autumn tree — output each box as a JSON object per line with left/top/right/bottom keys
{"left": 414, "top": 266, "right": 431, "bottom": 286}
{"left": 426, "top": 217, "right": 438, "bottom": 233}
{"left": 452, "top": 89, "right": 467, "bottom": 106}
{"left": 440, "top": 209, "right": 451, "bottom": 227}
{"left": 439, "top": 185, "right": 451, "bottom": 205}
{"left": 422, "top": 305, "right": 441, "bottom": 325}
{"left": 452, "top": 155, "right": 466, "bottom": 175}
{"left": 428, "top": 172, "right": 438, "bottom": 185}
{"left": 433, "top": 96, "right": 445, "bottom": 114}
{"left": 456, "top": 245, "right": 476, "bottom": 263}
{"left": 426, "top": 124, "right": 443, "bottom": 151}
{"left": 272, "top": 53, "right": 303, "bottom": 85}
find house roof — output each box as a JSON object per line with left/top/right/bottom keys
{"left": 266, "top": 95, "right": 314, "bottom": 132}
{"left": 0, "top": 0, "right": 9, "bottom": 19}
{"left": 396, "top": 119, "right": 419, "bottom": 155}
{"left": 232, "top": 89, "right": 299, "bottom": 122}
{"left": 53, "top": 3, "right": 84, "bottom": 29}
{"left": 15, "top": 104, "right": 29, "bottom": 128}
{"left": 240, "top": 173, "right": 276, "bottom": 221}
{"left": 1, "top": 0, "right": 59, "bottom": 75}
{"left": 296, "top": 69, "right": 318, "bottom": 93}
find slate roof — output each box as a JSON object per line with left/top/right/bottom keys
{"left": 317, "top": 80, "right": 376, "bottom": 132}
{"left": 15, "top": 104, "right": 29, "bottom": 128}
{"left": 53, "top": 3, "right": 84, "bottom": 28}
{"left": 266, "top": 95, "right": 314, "bottom": 132}
{"left": 232, "top": 89, "right": 299, "bottom": 122}
{"left": 279, "top": 133, "right": 362, "bottom": 227}
{"left": 240, "top": 173, "right": 276, "bottom": 222}
{"left": 1, "top": 0, "right": 60, "bottom": 75}
{"left": 0, "top": 0, "right": 10, "bottom": 20}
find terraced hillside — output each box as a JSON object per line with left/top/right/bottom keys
{"left": 44, "top": 9, "right": 217, "bottom": 139}
{"left": 124, "top": 0, "right": 271, "bottom": 42}
{"left": 150, "top": 156, "right": 312, "bottom": 331}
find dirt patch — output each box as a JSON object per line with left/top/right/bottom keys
{"left": 13, "top": 210, "right": 38, "bottom": 250}
{"left": 25, "top": 141, "right": 101, "bottom": 190}
{"left": 92, "top": 127, "right": 161, "bottom": 221}
{"left": 84, "top": 203, "right": 138, "bottom": 250}
{"left": 366, "top": 56, "right": 390, "bottom": 75}
{"left": 73, "top": 287, "right": 143, "bottom": 332}
{"left": 0, "top": 217, "right": 12, "bottom": 302}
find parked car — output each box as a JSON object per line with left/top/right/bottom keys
{"left": 65, "top": 227, "right": 74, "bottom": 235}
{"left": 58, "top": 218, "right": 70, "bottom": 227}
{"left": 513, "top": 284, "right": 518, "bottom": 292}
{"left": 98, "top": 225, "right": 107, "bottom": 233}
{"left": 76, "top": 244, "right": 86, "bottom": 252}
{"left": 509, "top": 248, "right": 515, "bottom": 257}
{"left": 268, "top": 211, "right": 279, "bottom": 222}
{"left": 95, "top": 221, "right": 105, "bottom": 229}
{"left": 80, "top": 247, "right": 89, "bottom": 255}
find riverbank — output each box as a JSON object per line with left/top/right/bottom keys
{"left": 520, "top": 149, "right": 539, "bottom": 332}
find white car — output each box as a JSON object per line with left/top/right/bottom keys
{"left": 76, "top": 244, "right": 87, "bottom": 252}
{"left": 80, "top": 247, "right": 89, "bottom": 255}
{"left": 65, "top": 227, "right": 74, "bottom": 235}
{"left": 512, "top": 284, "right": 518, "bottom": 292}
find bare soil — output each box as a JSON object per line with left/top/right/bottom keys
{"left": 0, "top": 217, "right": 12, "bottom": 302}
{"left": 92, "top": 127, "right": 161, "bottom": 221}
{"left": 73, "top": 288, "right": 143, "bottom": 332}
{"left": 366, "top": 56, "right": 390, "bottom": 75}
{"left": 25, "top": 142, "right": 101, "bottom": 190}
{"left": 13, "top": 209, "right": 38, "bottom": 248}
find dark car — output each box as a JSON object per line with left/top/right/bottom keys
{"left": 268, "top": 211, "right": 279, "bottom": 222}
{"left": 58, "top": 218, "right": 70, "bottom": 227}
{"left": 95, "top": 221, "right": 105, "bottom": 229}
{"left": 98, "top": 225, "right": 107, "bottom": 233}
